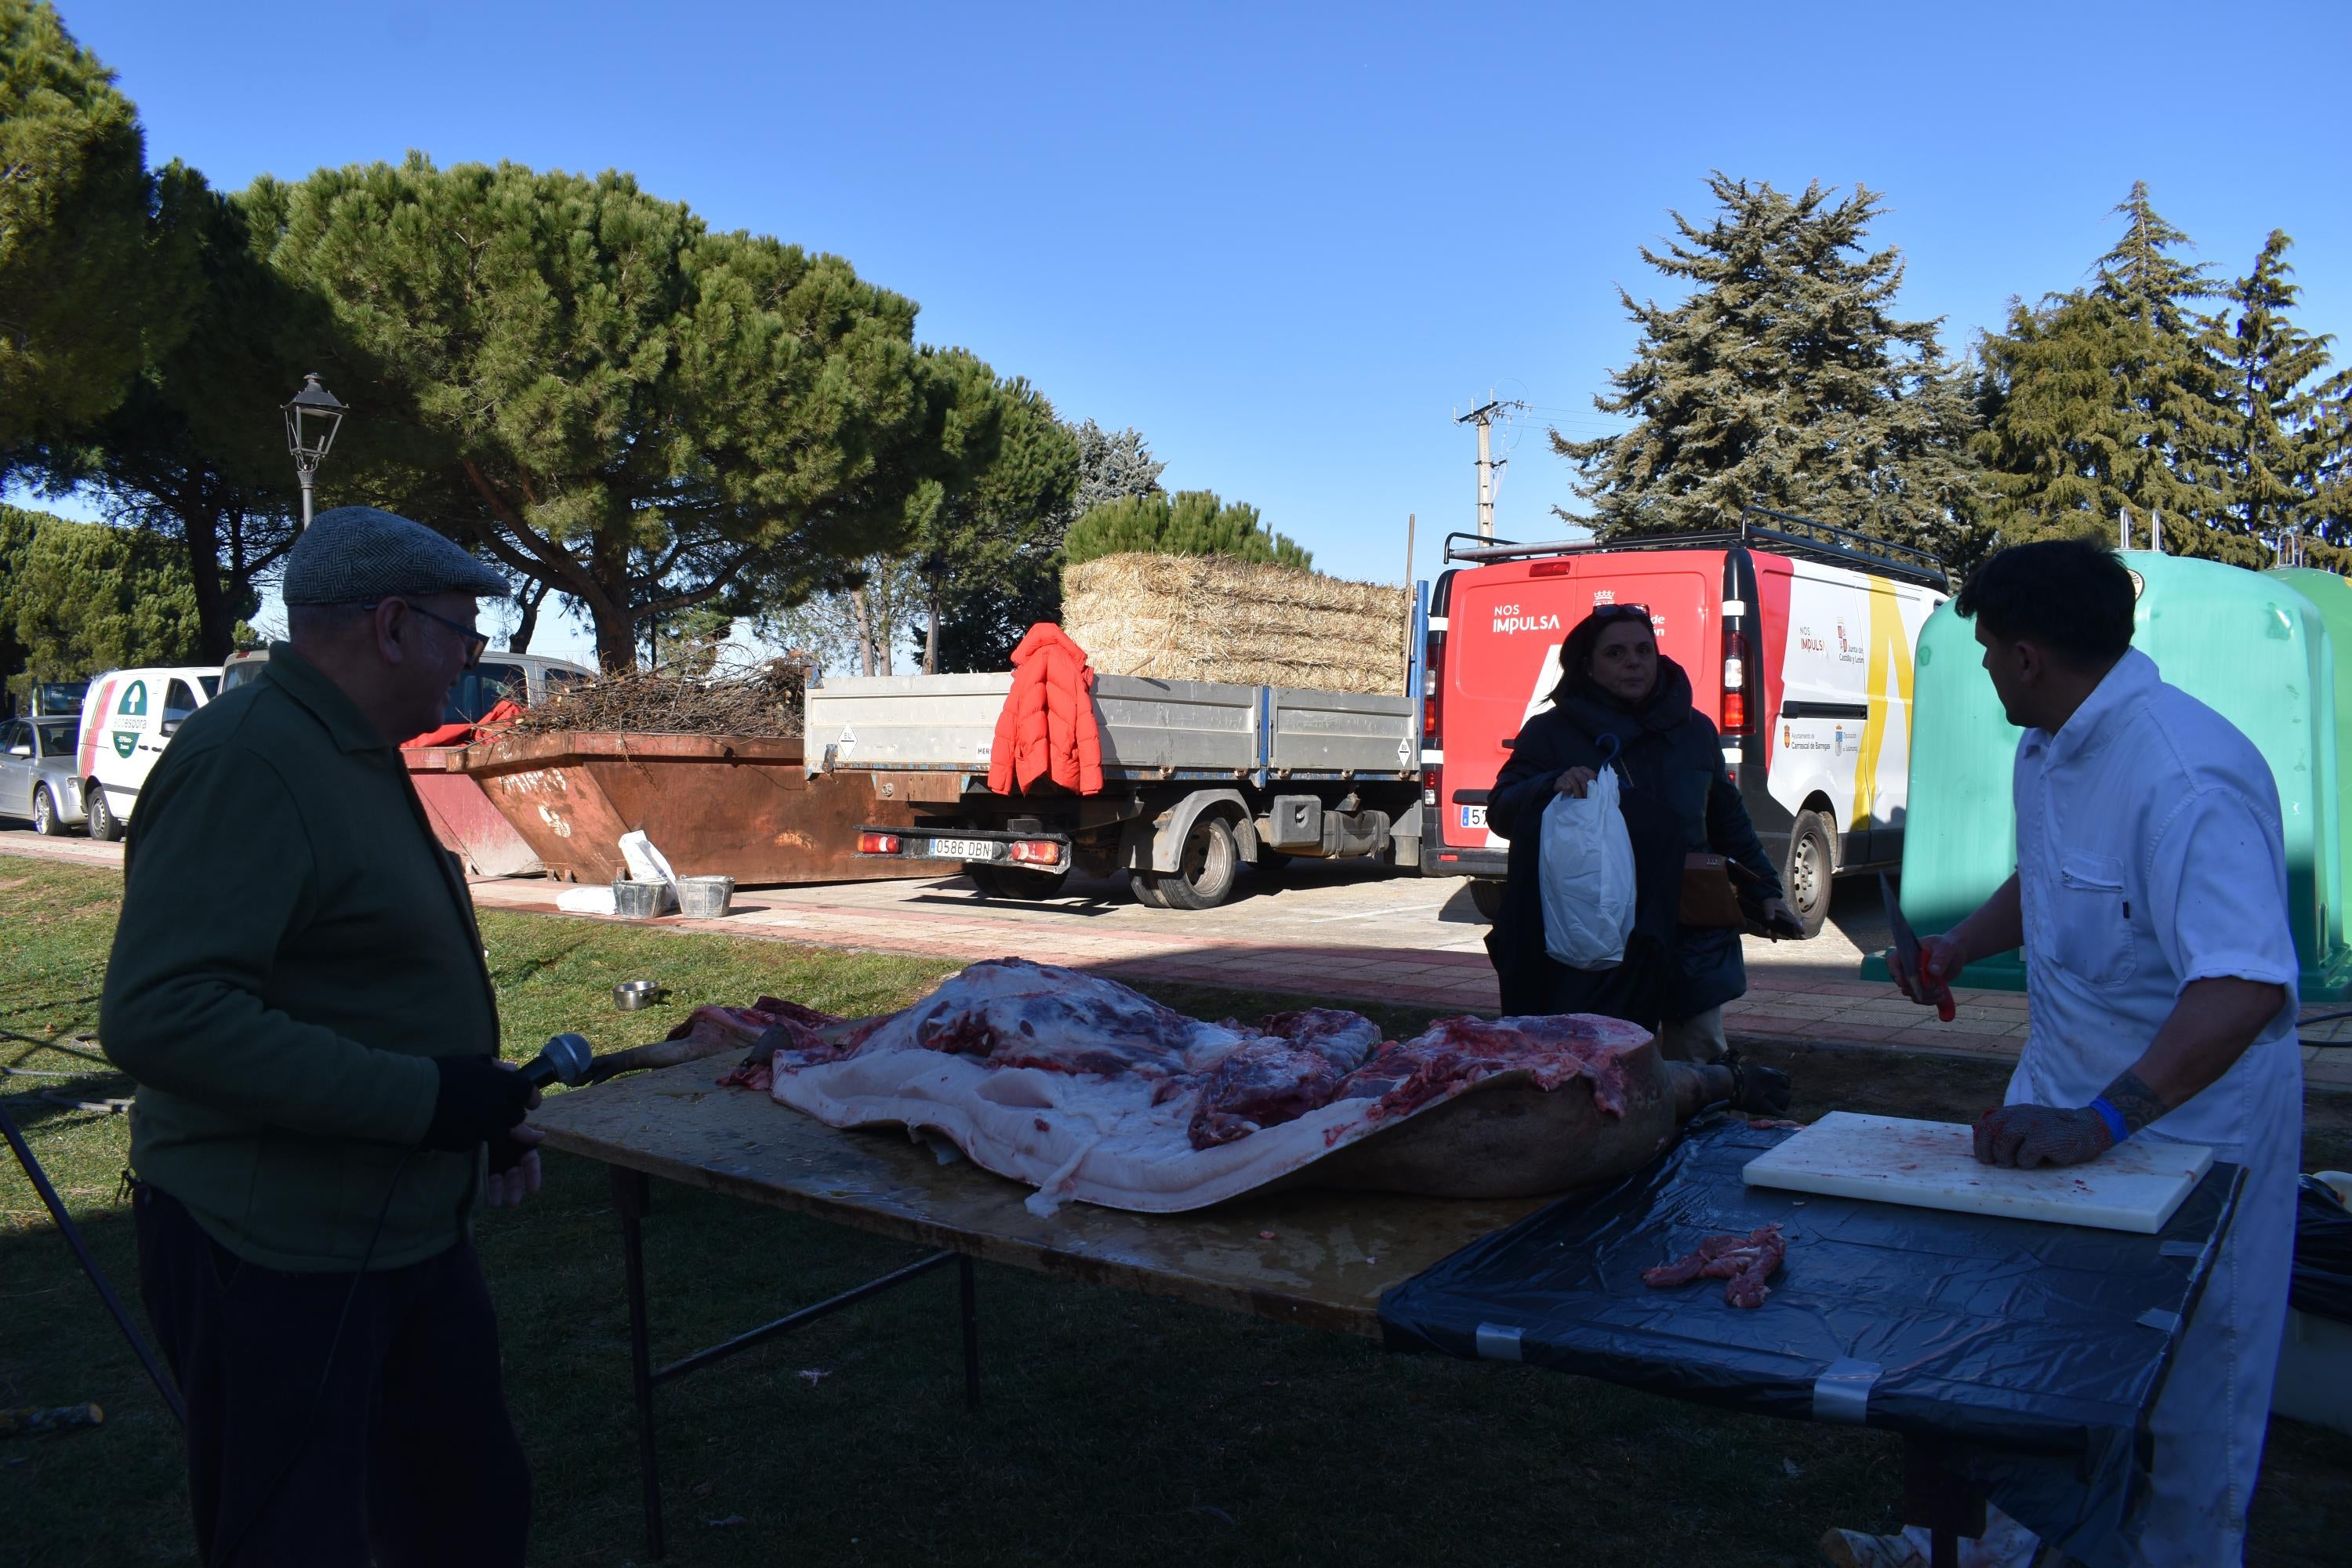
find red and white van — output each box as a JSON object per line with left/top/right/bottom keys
{"left": 1419, "top": 510, "right": 1947, "bottom": 936}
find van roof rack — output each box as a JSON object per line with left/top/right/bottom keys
{"left": 1443, "top": 505, "right": 1948, "bottom": 590}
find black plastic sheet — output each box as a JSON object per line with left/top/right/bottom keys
{"left": 1380, "top": 1116, "right": 2241, "bottom": 1561}
{"left": 2291, "top": 1175, "right": 2352, "bottom": 1324}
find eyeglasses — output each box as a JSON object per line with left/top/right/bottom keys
{"left": 367, "top": 598, "right": 488, "bottom": 670}
{"left": 1588, "top": 603, "right": 1653, "bottom": 625}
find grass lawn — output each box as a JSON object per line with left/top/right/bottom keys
{"left": 2, "top": 853, "right": 2347, "bottom": 1566}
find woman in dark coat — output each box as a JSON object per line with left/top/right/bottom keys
{"left": 1483, "top": 604, "right": 1795, "bottom": 1059}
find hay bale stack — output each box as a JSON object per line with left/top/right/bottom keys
{"left": 1061, "top": 553, "right": 1410, "bottom": 694}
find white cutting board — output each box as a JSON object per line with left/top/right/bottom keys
{"left": 1741, "top": 1112, "right": 2212, "bottom": 1235}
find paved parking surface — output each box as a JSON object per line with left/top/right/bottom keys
{"left": 6, "top": 826, "right": 2345, "bottom": 1087}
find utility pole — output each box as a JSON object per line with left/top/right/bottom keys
{"left": 1454, "top": 397, "right": 1525, "bottom": 540}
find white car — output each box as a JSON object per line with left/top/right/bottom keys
{"left": 75, "top": 666, "right": 220, "bottom": 841}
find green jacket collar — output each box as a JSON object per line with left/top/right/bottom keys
{"left": 262, "top": 643, "right": 390, "bottom": 755}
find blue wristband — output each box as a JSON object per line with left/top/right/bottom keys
{"left": 2088, "top": 1097, "right": 2131, "bottom": 1145}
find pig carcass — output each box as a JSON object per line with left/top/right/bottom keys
{"left": 754, "top": 958, "right": 1693, "bottom": 1216}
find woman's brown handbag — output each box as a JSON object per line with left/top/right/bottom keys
{"left": 1679, "top": 853, "right": 1746, "bottom": 928}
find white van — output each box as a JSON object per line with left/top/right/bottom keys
{"left": 76, "top": 666, "right": 220, "bottom": 841}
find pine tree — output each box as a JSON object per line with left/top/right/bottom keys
{"left": 0, "top": 2, "right": 198, "bottom": 469}
{"left": 908, "top": 367, "right": 1083, "bottom": 673}
{"left": 2222, "top": 230, "right": 2351, "bottom": 550}
{"left": 1557, "top": 174, "right": 1984, "bottom": 564}
{"left": 1068, "top": 421, "right": 1167, "bottom": 517}
{"left": 1063, "top": 490, "right": 1310, "bottom": 568}
{"left": 258, "top": 155, "right": 1003, "bottom": 671}
{"left": 1975, "top": 183, "right": 2256, "bottom": 563}
{"left": 0, "top": 508, "right": 203, "bottom": 692}
{"left": 27, "top": 173, "right": 310, "bottom": 662}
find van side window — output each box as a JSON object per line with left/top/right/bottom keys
{"left": 198, "top": 676, "right": 220, "bottom": 699}
{"left": 163, "top": 681, "right": 198, "bottom": 724}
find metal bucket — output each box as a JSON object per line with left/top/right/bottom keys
{"left": 612, "top": 878, "right": 673, "bottom": 918}
{"left": 676, "top": 875, "right": 735, "bottom": 918}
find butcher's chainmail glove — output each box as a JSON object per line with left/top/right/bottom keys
{"left": 1973, "top": 1104, "right": 2114, "bottom": 1169}
{"left": 1722, "top": 1051, "right": 1792, "bottom": 1117}
{"left": 423, "top": 1055, "right": 534, "bottom": 1152}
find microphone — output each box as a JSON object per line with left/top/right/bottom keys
{"left": 519, "top": 1033, "right": 593, "bottom": 1091}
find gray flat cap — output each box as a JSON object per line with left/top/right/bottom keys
{"left": 281, "top": 506, "right": 512, "bottom": 605}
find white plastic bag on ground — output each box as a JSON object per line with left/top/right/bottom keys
{"left": 556, "top": 885, "right": 619, "bottom": 915}
{"left": 1539, "top": 766, "right": 1636, "bottom": 970}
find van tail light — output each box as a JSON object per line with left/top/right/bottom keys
{"left": 1421, "top": 626, "right": 1446, "bottom": 743}
{"left": 1720, "top": 630, "right": 1751, "bottom": 735}
{"left": 1009, "top": 839, "right": 1062, "bottom": 866}
{"left": 857, "top": 831, "right": 902, "bottom": 855}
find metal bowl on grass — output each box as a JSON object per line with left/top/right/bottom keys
{"left": 612, "top": 980, "right": 666, "bottom": 1012}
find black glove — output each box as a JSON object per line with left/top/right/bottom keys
{"left": 423, "top": 1056, "right": 533, "bottom": 1152}
{"left": 1973, "top": 1104, "right": 2114, "bottom": 1169}
{"left": 487, "top": 1130, "right": 534, "bottom": 1174}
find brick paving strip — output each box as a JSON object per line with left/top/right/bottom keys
{"left": 5, "top": 830, "right": 2346, "bottom": 1090}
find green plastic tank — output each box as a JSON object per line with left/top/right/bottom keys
{"left": 2270, "top": 565, "right": 2352, "bottom": 958}
{"left": 1882, "top": 550, "right": 2350, "bottom": 1000}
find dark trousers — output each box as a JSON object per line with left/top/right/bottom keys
{"left": 132, "top": 1182, "right": 531, "bottom": 1567}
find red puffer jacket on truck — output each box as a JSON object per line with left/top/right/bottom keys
{"left": 988, "top": 624, "right": 1105, "bottom": 796}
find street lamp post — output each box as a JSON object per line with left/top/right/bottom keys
{"left": 282, "top": 372, "right": 348, "bottom": 529}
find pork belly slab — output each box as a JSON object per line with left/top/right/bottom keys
{"left": 759, "top": 959, "right": 1653, "bottom": 1216}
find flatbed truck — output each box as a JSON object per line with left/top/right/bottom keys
{"left": 806, "top": 673, "right": 1422, "bottom": 909}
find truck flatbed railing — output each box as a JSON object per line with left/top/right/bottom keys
{"left": 1443, "top": 506, "right": 1947, "bottom": 590}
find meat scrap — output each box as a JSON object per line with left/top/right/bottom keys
{"left": 1640, "top": 1225, "right": 1786, "bottom": 1308}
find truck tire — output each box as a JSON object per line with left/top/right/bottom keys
{"left": 86, "top": 785, "right": 122, "bottom": 843}
{"left": 1784, "top": 809, "right": 1835, "bottom": 940}
{"left": 1127, "top": 867, "right": 1168, "bottom": 908}
{"left": 1468, "top": 879, "right": 1506, "bottom": 922}
{"left": 1153, "top": 815, "right": 1240, "bottom": 909}
{"left": 970, "top": 863, "right": 1069, "bottom": 900}
{"left": 33, "top": 786, "right": 62, "bottom": 837}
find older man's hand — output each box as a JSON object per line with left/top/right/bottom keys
{"left": 485, "top": 1123, "right": 545, "bottom": 1208}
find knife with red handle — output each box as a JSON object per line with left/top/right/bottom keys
{"left": 1881, "top": 872, "right": 1955, "bottom": 1022}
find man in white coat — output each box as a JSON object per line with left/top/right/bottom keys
{"left": 1823, "top": 539, "right": 2302, "bottom": 1568}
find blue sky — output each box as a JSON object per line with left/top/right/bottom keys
{"left": 36, "top": 0, "right": 2352, "bottom": 662}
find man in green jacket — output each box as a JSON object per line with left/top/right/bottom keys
{"left": 103, "top": 506, "right": 540, "bottom": 1566}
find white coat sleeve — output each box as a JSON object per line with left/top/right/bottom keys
{"left": 2143, "top": 786, "right": 2301, "bottom": 994}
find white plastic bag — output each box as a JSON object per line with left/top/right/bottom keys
{"left": 1539, "top": 766, "right": 1636, "bottom": 970}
